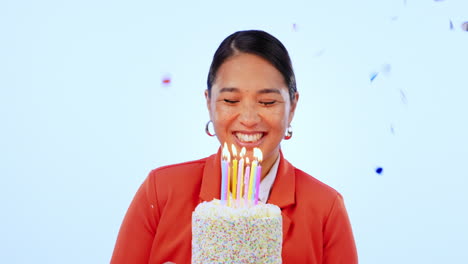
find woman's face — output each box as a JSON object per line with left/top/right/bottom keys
{"left": 206, "top": 53, "right": 298, "bottom": 171}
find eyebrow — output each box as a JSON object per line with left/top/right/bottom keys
{"left": 219, "top": 87, "right": 240, "bottom": 93}
{"left": 219, "top": 87, "right": 281, "bottom": 94}
{"left": 257, "top": 88, "right": 281, "bottom": 95}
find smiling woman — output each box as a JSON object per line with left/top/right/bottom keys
{"left": 206, "top": 52, "right": 297, "bottom": 178}
{"left": 111, "top": 30, "right": 358, "bottom": 264}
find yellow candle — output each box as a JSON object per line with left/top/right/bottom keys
{"left": 248, "top": 159, "right": 257, "bottom": 201}
{"left": 231, "top": 144, "right": 238, "bottom": 200}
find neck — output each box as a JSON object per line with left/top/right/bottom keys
{"left": 260, "top": 152, "right": 280, "bottom": 180}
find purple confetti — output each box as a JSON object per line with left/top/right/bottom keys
{"left": 462, "top": 22, "right": 468, "bottom": 32}
{"left": 375, "top": 167, "right": 383, "bottom": 175}
{"left": 292, "top": 23, "right": 298, "bottom": 31}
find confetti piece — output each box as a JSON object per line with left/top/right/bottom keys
{"left": 292, "top": 23, "right": 298, "bottom": 31}
{"left": 462, "top": 22, "right": 468, "bottom": 32}
{"left": 400, "top": 89, "right": 407, "bottom": 104}
{"left": 375, "top": 167, "right": 383, "bottom": 175}
{"left": 390, "top": 124, "right": 395, "bottom": 135}
{"left": 450, "top": 20, "right": 454, "bottom": 30}
{"left": 370, "top": 72, "right": 379, "bottom": 82}
{"left": 162, "top": 75, "right": 171, "bottom": 86}
{"left": 381, "top": 64, "right": 392, "bottom": 75}
{"left": 313, "top": 49, "right": 326, "bottom": 57}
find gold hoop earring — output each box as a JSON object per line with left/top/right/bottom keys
{"left": 205, "top": 120, "right": 216, "bottom": 137}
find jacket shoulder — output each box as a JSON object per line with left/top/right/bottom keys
{"left": 294, "top": 167, "right": 341, "bottom": 204}
{"left": 148, "top": 157, "right": 208, "bottom": 184}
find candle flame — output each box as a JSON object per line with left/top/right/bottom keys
{"left": 246, "top": 157, "right": 250, "bottom": 164}
{"left": 222, "top": 142, "right": 231, "bottom": 161}
{"left": 240, "top": 147, "right": 246, "bottom": 157}
{"left": 253, "top": 148, "right": 263, "bottom": 163}
{"left": 231, "top": 144, "right": 237, "bottom": 157}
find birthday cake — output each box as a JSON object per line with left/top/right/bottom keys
{"left": 191, "top": 199, "right": 283, "bottom": 264}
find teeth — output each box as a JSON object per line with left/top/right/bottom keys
{"left": 236, "top": 133, "right": 263, "bottom": 143}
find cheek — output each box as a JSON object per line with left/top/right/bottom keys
{"left": 261, "top": 107, "right": 289, "bottom": 127}
{"left": 211, "top": 105, "right": 235, "bottom": 133}
{"left": 212, "top": 103, "right": 237, "bottom": 121}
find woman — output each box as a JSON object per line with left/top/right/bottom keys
{"left": 111, "top": 30, "right": 358, "bottom": 263}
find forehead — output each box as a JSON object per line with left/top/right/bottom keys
{"left": 213, "top": 53, "right": 288, "bottom": 93}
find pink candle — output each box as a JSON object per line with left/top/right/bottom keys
{"left": 243, "top": 158, "right": 250, "bottom": 205}
{"left": 236, "top": 157, "right": 244, "bottom": 203}
{"left": 253, "top": 148, "right": 263, "bottom": 205}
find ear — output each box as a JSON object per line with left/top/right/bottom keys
{"left": 288, "top": 92, "right": 299, "bottom": 124}
{"left": 205, "top": 89, "right": 213, "bottom": 118}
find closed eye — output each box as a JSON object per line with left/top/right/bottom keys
{"left": 224, "top": 99, "right": 239, "bottom": 104}
{"left": 259, "top": 100, "right": 276, "bottom": 106}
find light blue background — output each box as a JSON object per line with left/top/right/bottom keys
{"left": 1, "top": 0, "right": 467, "bottom": 263}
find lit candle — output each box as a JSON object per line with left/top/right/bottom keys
{"left": 236, "top": 147, "right": 246, "bottom": 204}
{"left": 231, "top": 144, "right": 238, "bottom": 201}
{"left": 227, "top": 160, "right": 231, "bottom": 207}
{"left": 248, "top": 156, "right": 257, "bottom": 202}
{"left": 221, "top": 143, "right": 230, "bottom": 205}
{"left": 254, "top": 148, "right": 263, "bottom": 205}
{"left": 244, "top": 158, "right": 250, "bottom": 205}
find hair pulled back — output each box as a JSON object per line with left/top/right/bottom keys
{"left": 207, "top": 30, "right": 297, "bottom": 101}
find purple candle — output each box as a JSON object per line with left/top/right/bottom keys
{"left": 220, "top": 143, "right": 230, "bottom": 205}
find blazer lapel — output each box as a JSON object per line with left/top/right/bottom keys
{"left": 199, "top": 148, "right": 222, "bottom": 202}
{"left": 267, "top": 151, "right": 296, "bottom": 241}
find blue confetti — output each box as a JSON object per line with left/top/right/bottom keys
{"left": 381, "top": 64, "right": 392, "bottom": 75}
{"left": 376, "top": 167, "right": 383, "bottom": 175}
{"left": 313, "top": 49, "right": 326, "bottom": 57}
{"left": 400, "top": 89, "right": 407, "bottom": 104}
{"left": 370, "top": 72, "right": 379, "bottom": 82}
{"left": 450, "top": 20, "right": 454, "bottom": 30}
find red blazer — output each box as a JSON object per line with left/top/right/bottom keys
{"left": 111, "top": 150, "right": 358, "bottom": 264}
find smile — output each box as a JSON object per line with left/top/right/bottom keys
{"left": 235, "top": 132, "right": 264, "bottom": 143}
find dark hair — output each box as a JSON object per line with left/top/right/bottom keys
{"left": 207, "top": 30, "right": 297, "bottom": 101}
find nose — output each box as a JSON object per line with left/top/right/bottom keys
{"left": 238, "top": 102, "right": 260, "bottom": 128}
